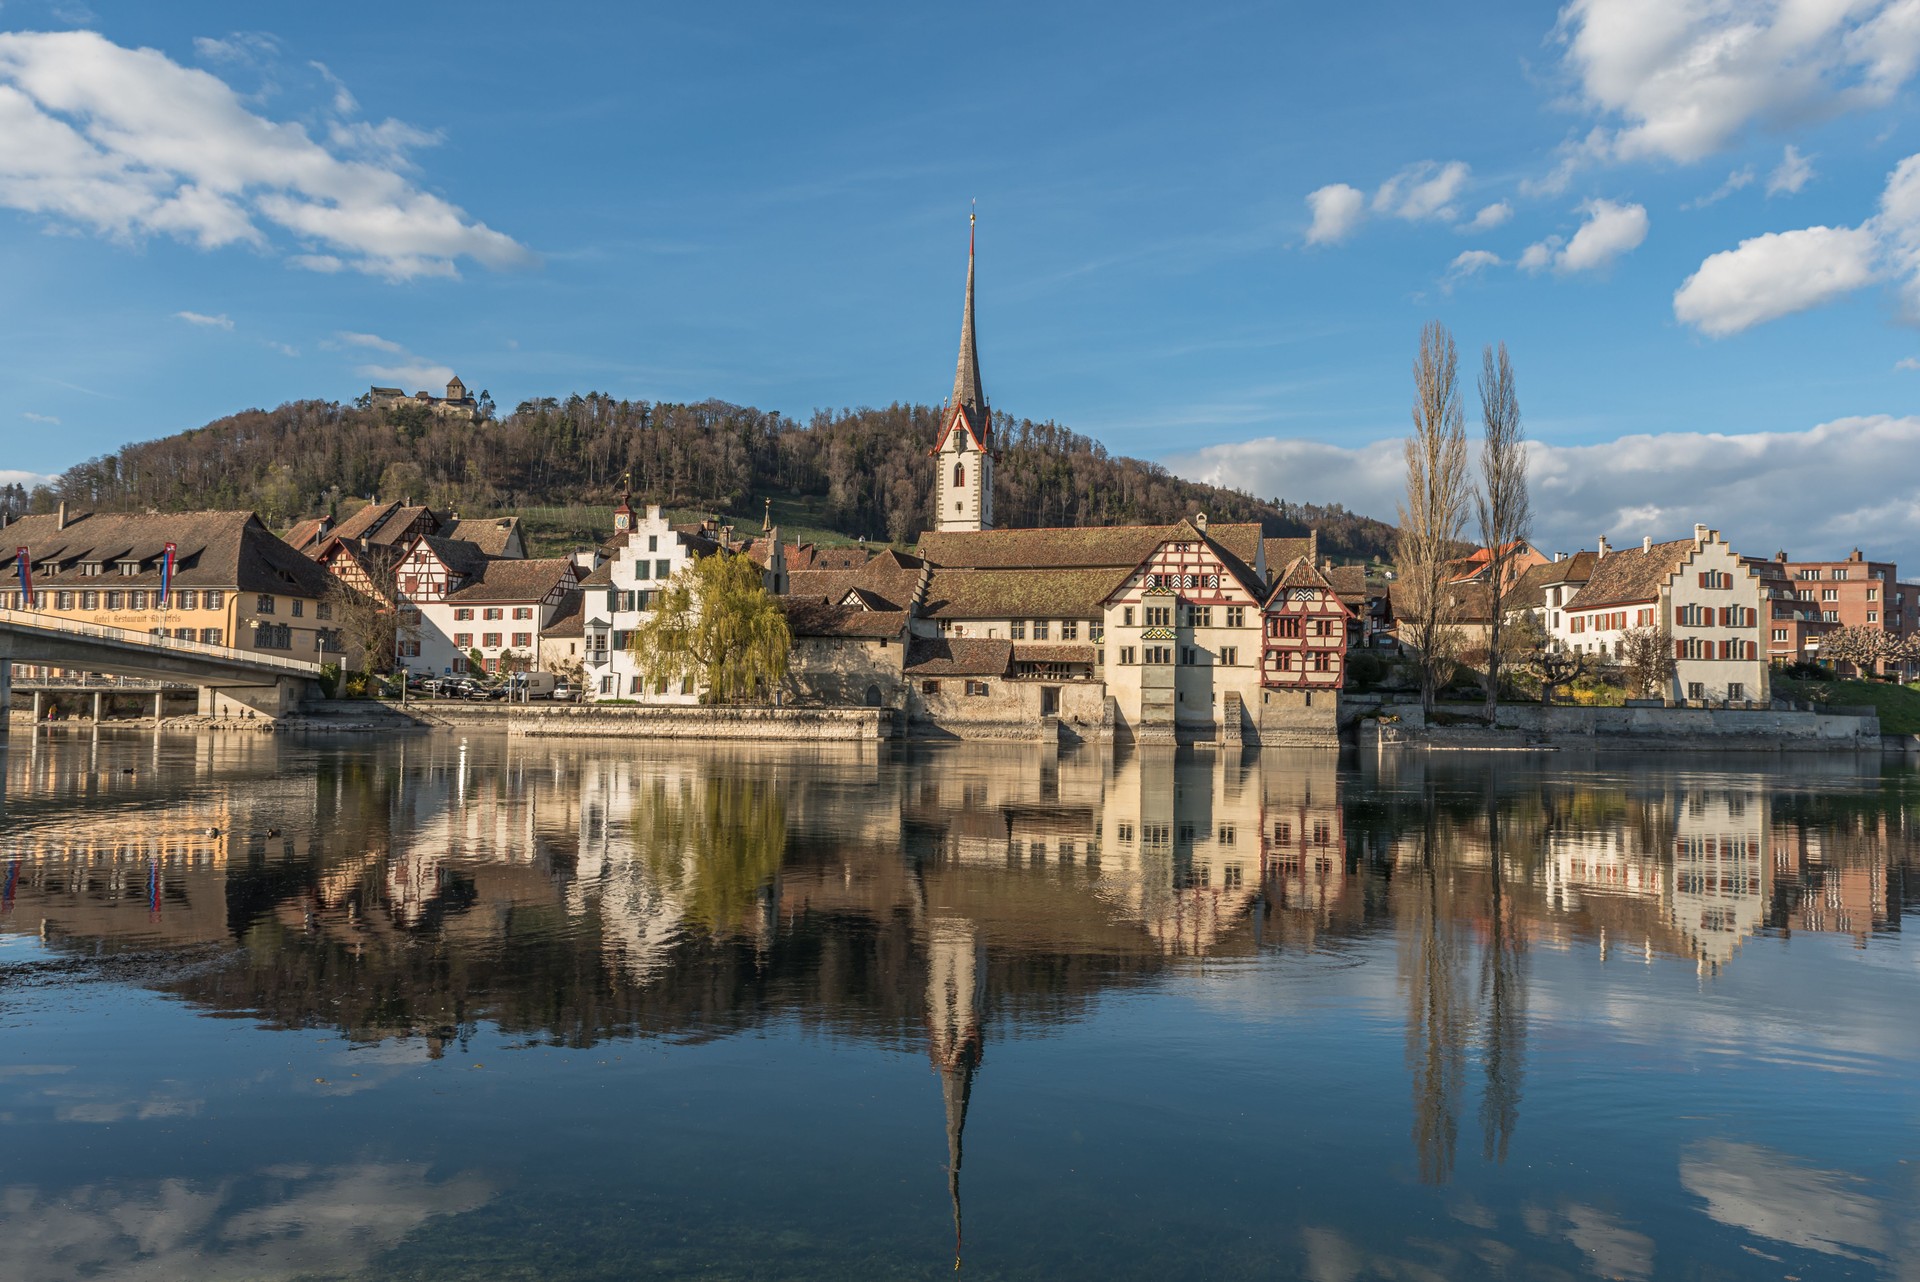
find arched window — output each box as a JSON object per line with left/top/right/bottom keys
{"left": 953, "top": 462, "right": 965, "bottom": 489}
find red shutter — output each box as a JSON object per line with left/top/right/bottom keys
{"left": 1719, "top": 639, "right": 1729, "bottom": 659}
{"left": 1675, "top": 640, "right": 1686, "bottom": 660}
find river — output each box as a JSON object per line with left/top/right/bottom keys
{"left": 2, "top": 730, "right": 1916, "bottom": 1280}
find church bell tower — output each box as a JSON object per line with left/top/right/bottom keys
{"left": 933, "top": 212, "right": 992, "bottom": 533}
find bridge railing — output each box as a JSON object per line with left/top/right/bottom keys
{"left": 0, "top": 607, "right": 324, "bottom": 677}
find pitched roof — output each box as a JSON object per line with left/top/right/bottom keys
{"left": 1324, "top": 564, "right": 1371, "bottom": 603}
{"left": 1263, "top": 536, "right": 1313, "bottom": 573}
{"left": 920, "top": 567, "right": 1129, "bottom": 620}
{"left": 780, "top": 598, "right": 908, "bottom": 639}
{"left": 331, "top": 500, "right": 438, "bottom": 548}
{"left": 445, "top": 556, "right": 576, "bottom": 604}
{"left": 1011, "top": 642, "right": 1097, "bottom": 664}
{"left": 447, "top": 516, "right": 522, "bottom": 558}
{"left": 1264, "top": 555, "right": 1339, "bottom": 605}
{"left": 0, "top": 509, "right": 334, "bottom": 597}
{"left": 283, "top": 516, "right": 330, "bottom": 554}
{"left": 543, "top": 590, "right": 585, "bottom": 637}
{"left": 1388, "top": 580, "right": 1495, "bottom": 624}
{"left": 917, "top": 520, "right": 1263, "bottom": 573}
{"left": 1564, "top": 540, "right": 1696, "bottom": 611}
{"left": 417, "top": 534, "right": 491, "bottom": 579}
{"left": 1507, "top": 553, "right": 1595, "bottom": 611}
{"left": 786, "top": 569, "right": 862, "bottom": 604}
{"left": 904, "top": 636, "right": 1011, "bottom": 677}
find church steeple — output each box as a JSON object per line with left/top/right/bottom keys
{"left": 951, "top": 208, "right": 988, "bottom": 441}
{"left": 933, "top": 210, "right": 994, "bottom": 534}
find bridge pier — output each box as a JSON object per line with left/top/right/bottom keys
{"left": 152, "top": 691, "right": 164, "bottom": 722}
{"left": 92, "top": 691, "right": 104, "bottom": 723}
{"left": 0, "top": 658, "right": 9, "bottom": 735}
{"left": 32, "top": 690, "right": 44, "bottom": 723}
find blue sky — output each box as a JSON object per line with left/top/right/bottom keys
{"left": 3, "top": 1, "right": 1920, "bottom": 564}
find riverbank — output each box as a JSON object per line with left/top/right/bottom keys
{"left": 1354, "top": 699, "right": 1882, "bottom": 751}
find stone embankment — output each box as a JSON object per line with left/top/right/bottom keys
{"left": 1356, "top": 700, "right": 1882, "bottom": 751}
{"left": 411, "top": 701, "right": 889, "bottom": 741}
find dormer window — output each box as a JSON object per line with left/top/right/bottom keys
{"left": 118, "top": 560, "right": 140, "bottom": 576}
{"left": 80, "top": 562, "right": 101, "bottom": 577}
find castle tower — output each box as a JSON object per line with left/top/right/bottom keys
{"left": 932, "top": 212, "right": 992, "bottom": 533}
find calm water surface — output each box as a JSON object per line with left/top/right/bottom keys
{"left": 1, "top": 731, "right": 1916, "bottom": 1280}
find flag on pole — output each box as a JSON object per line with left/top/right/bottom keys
{"left": 160, "top": 541, "right": 177, "bottom": 604}
{"left": 14, "top": 546, "right": 30, "bottom": 608}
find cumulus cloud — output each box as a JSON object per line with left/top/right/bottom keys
{"left": 1768, "top": 144, "right": 1815, "bottom": 195}
{"left": 336, "top": 331, "right": 453, "bottom": 391}
{"left": 1673, "top": 225, "right": 1877, "bottom": 335}
{"left": 173, "top": 310, "right": 232, "bottom": 329}
{"left": 1165, "top": 414, "right": 1920, "bottom": 569}
{"left": 1521, "top": 198, "right": 1648, "bottom": 274}
{"left": 1680, "top": 1140, "right": 1889, "bottom": 1261}
{"left": 1555, "top": 0, "right": 1920, "bottom": 167}
{"left": 265, "top": 340, "right": 299, "bottom": 357}
{"left": 1373, "top": 160, "right": 1471, "bottom": 222}
{"left": 1304, "top": 183, "right": 1366, "bottom": 245}
{"left": 335, "top": 330, "right": 406, "bottom": 354}
{"left": 0, "top": 30, "right": 532, "bottom": 280}
{"left": 1443, "top": 249, "right": 1502, "bottom": 289}
{"left": 1463, "top": 200, "right": 1512, "bottom": 231}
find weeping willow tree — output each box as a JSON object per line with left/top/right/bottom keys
{"left": 628, "top": 553, "right": 791, "bottom": 703}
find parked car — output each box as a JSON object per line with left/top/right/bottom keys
{"left": 549, "top": 683, "right": 579, "bottom": 702}
{"left": 505, "top": 671, "right": 558, "bottom": 699}
{"left": 467, "top": 683, "right": 507, "bottom": 701}
{"left": 431, "top": 676, "right": 478, "bottom": 699}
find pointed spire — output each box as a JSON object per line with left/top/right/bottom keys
{"left": 950, "top": 207, "right": 987, "bottom": 439}
{"left": 763, "top": 496, "right": 772, "bottom": 535}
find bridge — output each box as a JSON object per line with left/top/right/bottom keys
{"left": 0, "top": 608, "right": 327, "bottom": 729}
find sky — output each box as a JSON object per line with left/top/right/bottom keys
{"left": 2, "top": 1, "right": 1920, "bottom": 565}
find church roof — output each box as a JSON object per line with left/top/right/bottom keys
{"left": 950, "top": 218, "right": 988, "bottom": 444}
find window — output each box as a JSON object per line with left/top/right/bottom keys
{"left": 1821, "top": 588, "right": 1838, "bottom": 601}
{"left": 1312, "top": 652, "right": 1332, "bottom": 672}
{"left": 1271, "top": 615, "right": 1301, "bottom": 639}
{"left": 513, "top": 606, "right": 533, "bottom": 620}
{"left": 648, "top": 535, "right": 658, "bottom": 552}
{"left": 129, "top": 591, "right": 149, "bottom": 610}
{"left": 1123, "top": 606, "right": 1135, "bottom": 627}
{"left": 1798, "top": 568, "right": 1821, "bottom": 580}
{"left": 486, "top": 657, "right": 500, "bottom": 675}
{"left": 1868, "top": 611, "right": 1879, "bottom": 623}
{"left": 512, "top": 632, "right": 533, "bottom": 647}
{"left": 1728, "top": 683, "right": 1745, "bottom": 701}
{"left": 1699, "top": 570, "right": 1731, "bottom": 590}
{"left": 195, "top": 587, "right": 218, "bottom": 609}
{"left": 79, "top": 562, "right": 100, "bottom": 577}
{"left": 402, "top": 575, "right": 419, "bottom": 595}
{"left": 1145, "top": 605, "right": 1171, "bottom": 627}
{"left": 1119, "top": 646, "right": 1137, "bottom": 665}
{"left": 1833, "top": 568, "right": 1850, "bottom": 580}
{"left": 953, "top": 461, "right": 965, "bottom": 488}
{"left": 1188, "top": 605, "right": 1213, "bottom": 628}
{"left": 255, "top": 622, "right": 292, "bottom": 649}
{"left": 1226, "top": 606, "right": 1245, "bottom": 628}
{"left": 1033, "top": 619, "right": 1050, "bottom": 640}
{"left": 256, "top": 594, "right": 276, "bottom": 614}
{"left": 105, "top": 591, "right": 124, "bottom": 610}
{"left": 922, "top": 679, "right": 941, "bottom": 694}
{"left": 1144, "top": 645, "right": 1173, "bottom": 664}
{"left": 599, "top": 674, "right": 613, "bottom": 693}
{"left": 1010, "top": 619, "right": 1025, "bottom": 640}
{"left": 1823, "top": 610, "right": 1839, "bottom": 622}
{"left": 1867, "top": 587, "right": 1880, "bottom": 601}
{"left": 201, "top": 628, "right": 223, "bottom": 645}
{"left": 291, "top": 599, "right": 304, "bottom": 618}
{"left": 482, "top": 632, "right": 502, "bottom": 647}
{"left": 1061, "top": 620, "right": 1079, "bottom": 641}
{"left": 965, "top": 680, "right": 990, "bottom": 696}
{"left": 656, "top": 559, "right": 671, "bottom": 579}
{"left": 453, "top": 632, "right": 473, "bottom": 647}
{"left": 177, "top": 590, "right": 196, "bottom": 610}
{"left": 1273, "top": 821, "right": 1292, "bottom": 843}
{"left": 454, "top": 607, "right": 474, "bottom": 621}
{"left": 1117, "top": 823, "right": 1135, "bottom": 843}
{"left": 1090, "top": 622, "right": 1104, "bottom": 643}
{"left": 173, "top": 628, "right": 193, "bottom": 640}
{"left": 1772, "top": 629, "right": 1789, "bottom": 642}
{"left": 396, "top": 639, "right": 421, "bottom": 657}
{"left": 1312, "top": 821, "right": 1331, "bottom": 846}
{"left": 1180, "top": 646, "right": 1196, "bottom": 665}
{"left": 483, "top": 607, "right": 504, "bottom": 620}
{"left": 1220, "top": 646, "right": 1238, "bottom": 666}
{"left": 118, "top": 561, "right": 139, "bottom": 576}
{"left": 55, "top": 590, "right": 74, "bottom": 609}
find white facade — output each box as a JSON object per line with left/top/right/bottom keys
{"left": 935, "top": 425, "right": 992, "bottom": 533}
{"left": 393, "top": 537, "right": 578, "bottom": 679}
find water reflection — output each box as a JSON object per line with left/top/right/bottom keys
{"left": 2, "top": 733, "right": 1917, "bottom": 1279}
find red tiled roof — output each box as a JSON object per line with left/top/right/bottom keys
{"left": 904, "top": 636, "right": 1012, "bottom": 676}
{"left": 446, "top": 557, "right": 576, "bottom": 604}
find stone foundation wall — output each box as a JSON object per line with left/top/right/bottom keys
{"left": 419, "top": 702, "right": 889, "bottom": 741}
{"left": 1358, "top": 700, "right": 1880, "bottom": 750}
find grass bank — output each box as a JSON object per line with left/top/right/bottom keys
{"left": 1774, "top": 674, "right": 1920, "bottom": 734}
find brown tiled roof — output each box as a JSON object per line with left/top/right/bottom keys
{"left": 1012, "top": 642, "right": 1097, "bottom": 664}
{"left": 1264, "top": 536, "right": 1313, "bottom": 572}
{"left": 1565, "top": 541, "right": 1695, "bottom": 611}
{"left": 1507, "top": 554, "right": 1594, "bottom": 611}
{"left": 917, "top": 520, "right": 1263, "bottom": 571}
{"left": 446, "top": 557, "right": 576, "bottom": 604}
{"left": 543, "top": 590, "right": 585, "bottom": 637}
{"left": 904, "top": 636, "right": 1012, "bottom": 676}
{"left": 1324, "top": 564, "right": 1370, "bottom": 602}
{"left": 781, "top": 598, "right": 908, "bottom": 639}
{"left": 787, "top": 569, "right": 861, "bottom": 604}
{"left": 920, "top": 567, "right": 1129, "bottom": 620}
{"left": 417, "top": 535, "right": 491, "bottom": 579}
{"left": 283, "top": 516, "right": 330, "bottom": 554}
{"left": 806, "top": 545, "right": 875, "bottom": 571}
{"left": 331, "top": 500, "right": 438, "bottom": 548}
{"left": 1, "top": 509, "right": 334, "bottom": 597}
{"left": 447, "top": 516, "right": 522, "bottom": 558}
{"left": 1269, "top": 555, "right": 1334, "bottom": 596}
{"left": 1387, "top": 580, "right": 1495, "bottom": 623}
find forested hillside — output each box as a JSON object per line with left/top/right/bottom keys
{"left": 2, "top": 394, "right": 1397, "bottom": 561}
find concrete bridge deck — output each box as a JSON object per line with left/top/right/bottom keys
{"left": 0, "top": 608, "right": 326, "bottom": 726}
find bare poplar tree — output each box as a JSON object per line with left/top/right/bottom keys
{"left": 1474, "top": 342, "right": 1531, "bottom": 720}
{"left": 1395, "top": 322, "right": 1472, "bottom": 716}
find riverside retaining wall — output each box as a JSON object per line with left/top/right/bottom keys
{"left": 1359, "top": 700, "right": 1880, "bottom": 750}
{"left": 415, "top": 702, "right": 889, "bottom": 741}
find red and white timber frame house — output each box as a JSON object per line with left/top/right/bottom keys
{"left": 930, "top": 211, "right": 994, "bottom": 534}
{"left": 1261, "top": 557, "right": 1348, "bottom": 691}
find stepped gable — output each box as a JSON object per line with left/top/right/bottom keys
{"left": 1566, "top": 541, "right": 1695, "bottom": 611}
{"left": 446, "top": 556, "right": 575, "bottom": 604}
{"left": 1, "top": 509, "right": 333, "bottom": 597}
{"left": 448, "top": 516, "right": 522, "bottom": 558}
{"left": 904, "top": 636, "right": 1011, "bottom": 677}
{"left": 780, "top": 597, "right": 908, "bottom": 639}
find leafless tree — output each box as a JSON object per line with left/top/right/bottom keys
{"left": 1527, "top": 647, "right": 1585, "bottom": 705}
{"left": 324, "top": 557, "right": 414, "bottom": 682}
{"left": 1474, "top": 343, "right": 1531, "bottom": 721}
{"left": 1817, "top": 624, "right": 1917, "bottom": 678}
{"left": 1618, "top": 625, "right": 1677, "bottom": 700}
{"left": 1395, "top": 322, "right": 1472, "bottom": 715}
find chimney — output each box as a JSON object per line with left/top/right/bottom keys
{"left": 1194, "top": 512, "right": 1208, "bottom": 533}
{"left": 1554, "top": 551, "right": 1564, "bottom": 562}
{"left": 1596, "top": 535, "right": 1610, "bottom": 558}
{"left": 56, "top": 500, "right": 67, "bottom": 530}
{"left": 1643, "top": 535, "right": 1652, "bottom": 553}
{"left": 1694, "top": 522, "right": 1709, "bottom": 544}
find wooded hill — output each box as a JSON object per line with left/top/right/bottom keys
{"left": 4, "top": 395, "right": 1397, "bottom": 561}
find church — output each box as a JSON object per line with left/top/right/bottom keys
{"left": 778, "top": 216, "right": 1353, "bottom": 746}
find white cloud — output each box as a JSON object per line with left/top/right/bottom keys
{"left": 1165, "top": 414, "right": 1920, "bottom": 570}
{"left": 1768, "top": 144, "right": 1815, "bottom": 195}
{"left": 266, "top": 341, "right": 299, "bottom": 357}
{"left": 335, "top": 331, "right": 406, "bottom": 354}
{"left": 1521, "top": 198, "right": 1648, "bottom": 274}
{"left": 1443, "top": 249, "right": 1503, "bottom": 289}
{"left": 173, "top": 309, "right": 232, "bottom": 329}
{"left": 1673, "top": 224, "right": 1878, "bottom": 335}
{"left": 0, "top": 31, "right": 532, "bottom": 280}
{"left": 1683, "top": 167, "right": 1754, "bottom": 210}
{"left": 1680, "top": 1140, "right": 1889, "bottom": 1261}
{"left": 1896, "top": 356, "right": 1920, "bottom": 370}
{"left": 1555, "top": 0, "right": 1920, "bottom": 166}
{"left": 339, "top": 332, "right": 452, "bottom": 390}
{"left": 1463, "top": 200, "right": 1512, "bottom": 232}
{"left": 1373, "top": 160, "right": 1471, "bottom": 221}
{"left": 192, "top": 33, "right": 279, "bottom": 66}
{"left": 1304, "top": 183, "right": 1366, "bottom": 245}
{"left": 22, "top": 412, "right": 60, "bottom": 425}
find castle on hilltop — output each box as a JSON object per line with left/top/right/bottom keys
{"left": 369, "top": 375, "right": 480, "bottom": 420}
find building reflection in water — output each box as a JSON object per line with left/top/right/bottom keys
{"left": 1, "top": 733, "right": 1914, "bottom": 1263}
